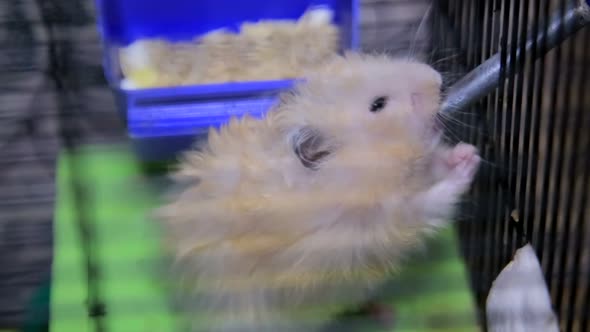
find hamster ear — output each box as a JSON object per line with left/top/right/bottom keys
{"left": 292, "top": 126, "right": 333, "bottom": 170}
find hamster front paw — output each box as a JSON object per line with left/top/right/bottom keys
{"left": 432, "top": 142, "right": 479, "bottom": 182}
{"left": 447, "top": 143, "right": 480, "bottom": 184}
{"left": 416, "top": 143, "right": 480, "bottom": 222}
{"left": 446, "top": 143, "right": 478, "bottom": 170}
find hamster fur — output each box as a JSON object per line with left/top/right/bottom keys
{"left": 157, "top": 53, "right": 481, "bottom": 332}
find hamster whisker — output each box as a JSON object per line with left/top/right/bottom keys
{"left": 407, "top": 2, "right": 432, "bottom": 61}
{"left": 437, "top": 124, "right": 462, "bottom": 142}
{"left": 431, "top": 53, "right": 461, "bottom": 66}
{"left": 476, "top": 157, "right": 497, "bottom": 168}
{"left": 426, "top": 47, "right": 461, "bottom": 56}
{"left": 437, "top": 108, "right": 477, "bottom": 119}
{"left": 436, "top": 108, "right": 474, "bottom": 116}
{"left": 437, "top": 114, "right": 480, "bottom": 130}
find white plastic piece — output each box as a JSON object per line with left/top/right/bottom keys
{"left": 486, "top": 244, "right": 560, "bottom": 332}
{"left": 120, "top": 78, "right": 138, "bottom": 90}
{"left": 301, "top": 6, "right": 334, "bottom": 26}
{"left": 121, "top": 40, "right": 151, "bottom": 69}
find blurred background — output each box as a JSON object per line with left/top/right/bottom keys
{"left": 0, "top": 0, "right": 432, "bottom": 330}
{"left": 1, "top": 0, "right": 590, "bottom": 331}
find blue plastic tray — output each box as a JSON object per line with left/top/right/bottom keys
{"left": 95, "top": 0, "right": 359, "bottom": 161}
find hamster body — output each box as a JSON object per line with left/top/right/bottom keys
{"left": 158, "top": 53, "right": 480, "bottom": 332}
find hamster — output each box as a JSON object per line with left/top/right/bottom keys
{"left": 157, "top": 53, "right": 481, "bottom": 332}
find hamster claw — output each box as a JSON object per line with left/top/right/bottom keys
{"left": 446, "top": 143, "right": 480, "bottom": 183}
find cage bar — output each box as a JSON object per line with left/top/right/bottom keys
{"left": 440, "top": 0, "right": 590, "bottom": 115}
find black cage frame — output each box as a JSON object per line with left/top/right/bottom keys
{"left": 432, "top": 0, "right": 590, "bottom": 331}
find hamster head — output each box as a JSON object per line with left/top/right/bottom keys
{"left": 282, "top": 53, "right": 444, "bottom": 188}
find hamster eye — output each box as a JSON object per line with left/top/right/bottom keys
{"left": 370, "top": 96, "right": 388, "bottom": 113}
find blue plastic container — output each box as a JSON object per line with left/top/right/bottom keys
{"left": 95, "top": 0, "right": 359, "bottom": 161}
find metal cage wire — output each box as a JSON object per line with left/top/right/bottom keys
{"left": 431, "top": 0, "right": 590, "bottom": 330}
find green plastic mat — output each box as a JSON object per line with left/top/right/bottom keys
{"left": 51, "top": 145, "right": 481, "bottom": 332}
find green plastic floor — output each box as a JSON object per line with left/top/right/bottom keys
{"left": 51, "top": 145, "right": 481, "bottom": 332}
